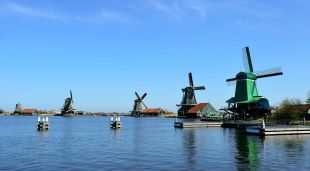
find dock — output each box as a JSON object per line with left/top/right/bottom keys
{"left": 222, "top": 120, "right": 262, "bottom": 128}
{"left": 246, "top": 125, "right": 310, "bottom": 136}
{"left": 174, "top": 121, "right": 222, "bottom": 128}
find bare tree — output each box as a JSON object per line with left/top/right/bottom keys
{"left": 306, "top": 91, "right": 310, "bottom": 104}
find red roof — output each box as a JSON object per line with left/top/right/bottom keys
{"left": 188, "top": 103, "right": 208, "bottom": 113}
{"left": 291, "top": 104, "right": 310, "bottom": 113}
{"left": 22, "top": 109, "right": 37, "bottom": 114}
{"left": 141, "top": 108, "right": 164, "bottom": 114}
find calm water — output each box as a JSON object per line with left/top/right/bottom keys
{"left": 1, "top": 116, "right": 310, "bottom": 171}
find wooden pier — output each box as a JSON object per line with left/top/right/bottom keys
{"left": 246, "top": 125, "right": 310, "bottom": 136}
{"left": 222, "top": 120, "right": 263, "bottom": 128}
{"left": 174, "top": 121, "right": 222, "bottom": 128}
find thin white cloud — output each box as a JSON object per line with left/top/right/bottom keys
{"left": 183, "top": 0, "right": 208, "bottom": 19}
{"left": 208, "top": 0, "right": 281, "bottom": 19}
{"left": 2, "top": 2, "right": 68, "bottom": 22}
{"left": 139, "top": 0, "right": 281, "bottom": 22}
{"left": 75, "top": 10, "right": 133, "bottom": 24}
{"left": 145, "top": 0, "right": 182, "bottom": 20}
{"left": 0, "top": 2, "right": 133, "bottom": 24}
{"left": 0, "top": 1, "right": 283, "bottom": 25}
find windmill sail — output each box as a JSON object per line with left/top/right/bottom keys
{"left": 141, "top": 93, "right": 147, "bottom": 100}
{"left": 194, "top": 86, "right": 206, "bottom": 90}
{"left": 255, "top": 67, "right": 283, "bottom": 79}
{"left": 189, "top": 72, "right": 194, "bottom": 87}
{"left": 242, "top": 47, "right": 254, "bottom": 73}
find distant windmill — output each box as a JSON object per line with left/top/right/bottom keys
{"left": 177, "top": 72, "right": 205, "bottom": 117}
{"left": 61, "top": 90, "right": 75, "bottom": 116}
{"left": 131, "top": 92, "right": 147, "bottom": 116}
{"left": 226, "top": 47, "right": 283, "bottom": 120}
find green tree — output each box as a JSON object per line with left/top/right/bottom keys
{"left": 273, "top": 98, "right": 303, "bottom": 122}
{"left": 0, "top": 109, "right": 4, "bottom": 114}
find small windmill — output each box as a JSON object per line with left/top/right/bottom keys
{"left": 131, "top": 92, "right": 147, "bottom": 116}
{"left": 61, "top": 90, "right": 75, "bottom": 116}
{"left": 226, "top": 47, "right": 283, "bottom": 120}
{"left": 177, "top": 72, "right": 205, "bottom": 117}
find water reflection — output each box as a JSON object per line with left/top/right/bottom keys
{"left": 182, "top": 129, "right": 197, "bottom": 167}
{"left": 235, "top": 130, "right": 261, "bottom": 171}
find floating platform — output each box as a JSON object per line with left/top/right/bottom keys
{"left": 246, "top": 125, "right": 310, "bottom": 136}
{"left": 174, "top": 122, "right": 222, "bottom": 128}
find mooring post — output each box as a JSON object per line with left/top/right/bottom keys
{"left": 44, "top": 117, "right": 49, "bottom": 130}
{"left": 262, "top": 120, "right": 266, "bottom": 130}
{"left": 37, "top": 117, "right": 49, "bottom": 131}
{"left": 303, "top": 116, "right": 306, "bottom": 125}
{"left": 111, "top": 117, "right": 121, "bottom": 129}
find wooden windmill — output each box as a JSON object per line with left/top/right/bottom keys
{"left": 131, "top": 92, "right": 147, "bottom": 116}
{"left": 177, "top": 72, "right": 205, "bottom": 117}
{"left": 61, "top": 90, "right": 75, "bottom": 116}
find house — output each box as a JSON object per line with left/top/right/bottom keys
{"left": 140, "top": 108, "right": 165, "bottom": 116}
{"left": 21, "top": 109, "right": 39, "bottom": 116}
{"left": 187, "top": 103, "right": 221, "bottom": 118}
{"left": 293, "top": 104, "right": 310, "bottom": 120}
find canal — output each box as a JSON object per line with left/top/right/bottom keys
{"left": 0, "top": 116, "right": 310, "bottom": 170}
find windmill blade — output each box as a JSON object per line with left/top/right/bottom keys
{"left": 135, "top": 92, "right": 141, "bottom": 100}
{"left": 227, "top": 80, "right": 236, "bottom": 86}
{"left": 70, "top": 90, "right": 74, "bottom": 103}
{"left": 226, "top": 78, "right": 237, "bottom": 82}
{"left": 141, "top": 93, "right": 147, "bottom": 100}
{"left": 189, "top": 72, "right": 194, "bottom": 87}
{"left": 242, "top": 47, "right": 254, "bottom": 73}
{"left": 142, "top": 101, "right": 148, "bottom": 109}
{"left": 194, "top": 86, "right": 205, "bottom": 90}
{"left": 255, "top": 67, "right": 283, "bottom": 79}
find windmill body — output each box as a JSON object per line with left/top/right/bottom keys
{"left": 177, "top": 72, "right": 205, "bottom": 117}
{"left": 131, "top": 92, "right": 147, "bottom": 116}
{"left": 61, "top": 90, "right": 75, "bottom": 116}
{"left": 226, "top": 47, "right": 283, "bottom": 120}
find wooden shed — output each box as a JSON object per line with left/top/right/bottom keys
{"left": 140, "top": 108, "right": 165, "bottom": 116}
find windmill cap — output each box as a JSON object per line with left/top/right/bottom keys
{"left": 236, "top": 72, "right": 257, "bottom": 80}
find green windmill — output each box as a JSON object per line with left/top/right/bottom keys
{"left": 226, "top": 47, "right": 283, "bottom": 120}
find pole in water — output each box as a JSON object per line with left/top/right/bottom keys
{"left": 262, "top": 120, "right": 266, "bottom": 129}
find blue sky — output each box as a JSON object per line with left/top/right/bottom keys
{"left": 0, "top": 0, "right": 309, "bottom": 113}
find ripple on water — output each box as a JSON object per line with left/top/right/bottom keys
{"left": 1, "top": 116, "right": 310, "bottom": 170}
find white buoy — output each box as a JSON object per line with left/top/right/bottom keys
{"left": 38, "top": 117, "right": 41, "bottom": 122}
{"left": 46, "top": 117, "right": 49, "bottom": 122}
